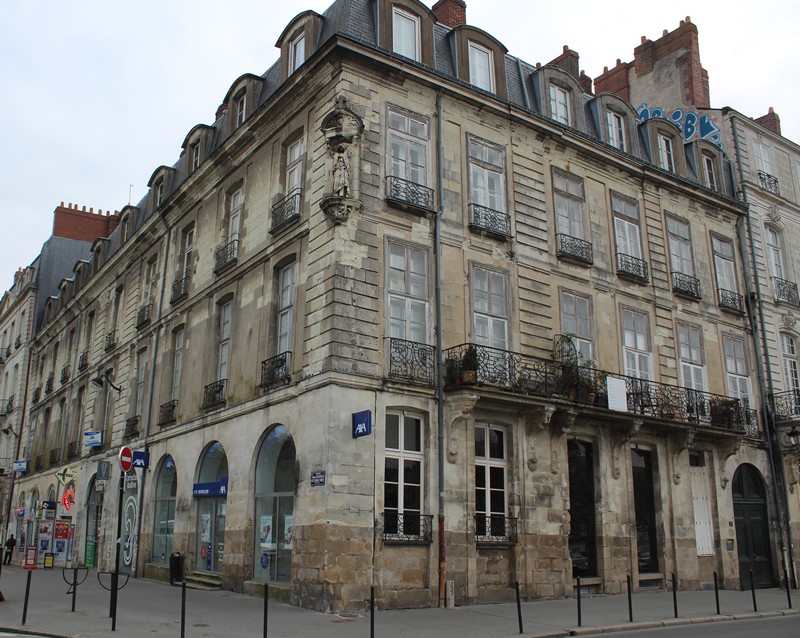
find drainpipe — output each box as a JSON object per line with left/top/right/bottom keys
{"left": 435, "top": 90, "right": 447, "bottom": 606}
{"left": 728, "top": 110, "right": 796, "bottom": 587}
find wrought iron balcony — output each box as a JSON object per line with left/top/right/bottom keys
{"left": 383, "top": 512, "right": 434, "bottom": 543}
{"left": 32, "top": 386, "right": 41, "bottom": 404}
{"left": 616, "top": 253, "right": 649, "bottom": 283}
{"left": 270, "top": 189, "right": 301, "bottom": 233}
{"left": 136, "top": 302, "right": 153, "bottom": 329}
{"left": 772, "top": 390, "right": 800, "bottom": 423}
{"left": 78, "top": 350, "right": 89, "bottom": 371}
{"left": 474, "top": 514, "right": 518, "bottom": 544}
{"left": 0, "top": 350, "right": 4, "bottom": 364}
{"left": 48, "top": 448, "right": 61, "bottom": 466}
{"left": 388, "top": 338, "right": 435, "bottom": 385}
{"left": 757, "top": 170, "right": 780, "bottom": 195}
{"left": 45, "top": 375, "right": 55, "bottom": 394}
{"left": 34, "top": 455, "right": 44, "bottom": 471}
{"left": 260, "top": 352, "right": 292, "bottom": 387}
{"left": 67, "top": 440, "right": 80, "bottom": 459}
{"left": 104, "top": 329, "right": 117, "bottom": 351}
{"left": 124, "top": 416, "right": 140, "bottom": 438}
{"left": 555, "top": 233, "right": 593, "bottom": 266}
{"left": 469, "top": 203, "right": 512, "bottom": 239}
{"left": 672, "top": 272, "right": 702, "bottom": 300}
{"left": 203, "top": 379, "right": 227, "bottom": 409}
{"left": 0, "top": 399, "right": 7, "bottom": 416}
{"left": 385, "top": 175, "right": 435, "bottom": 214}
{"left": 718, "top": 288, "right": 745, "bottom": 314}
{"left": 5, "top": 395, "right": 13, "bottom": 413}
{"left": 171, "top": 276, "right": 189, "bottom": 304}
{"left": 60, "top": 364, "right": 71, "bottom": 384}
{"left": 159, "top": 399, "right": 178, "bottom": 425}
{"left": 15, "top": 335, "right": 22, "bottom": 349}
{"left": 214, "top": 239, "right": 239, "bottom": 273}
{"left": 774, "top": 277, "right": 800, "bottom": 306}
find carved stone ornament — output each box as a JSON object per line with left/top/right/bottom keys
{"left": 525, "top": 406, "right": 556, "bottom": 471}
{"left": 767, "top": 203, "right": 781, "bottom": 224}
{"left": 320, "top": 195, "right": 361, "bottom": 225}
{"left": 445, "top": 396, "right": 478, "bottom": 464}
{"left": 320, "top": 95, "right": 364, "bottom": 145}
{"left": 611, "top": 419, "right": 642, "bottom": 480}
{"left": 783, "top": 313, "right": 797, "bottom": 330}
{"left": 718, "top": 438, "right": 741, "bottom": 489}
{"left": 671, "top": 430, "right": 696, "bottom": 485}
{"left": 550, "top": 409, "right": 576, "bottom": 474}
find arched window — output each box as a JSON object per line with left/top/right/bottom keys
{"left": 195, "top": 442, "right": 228, "bottom": 573}
{"left": 153, "top": 455, "right": 177, "bottom": 564}
{"left": 253, "top": 425, "right": 296, "bottom": 583}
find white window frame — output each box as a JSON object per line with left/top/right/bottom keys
{"left": 468, "top": 41, "right": 494, "bottom": 92}
{"left": 388, "top": 243, "right": 428, "bottom": 344}
{"left": 666, "top": 216, "right": 695, "bottom": 277}
{"left": 658, "top": 133, "right": 675, "bottom": 172}
{"left": 754, "top": 140, "right": 773, "bottom": 174}
{"left": 712, "top": 235, "right": 738, "bottom": 295}
{"left": 135, "top": 349, "right": 147, "bottom": 417}
{"left": 553, "top": 170, "right": 585, "bottom": 240}
{"left": 392, "top": 7, "right": 420, "bottom": 61}
{"left": 388, "top": 107, "right": 428, "bottom": 186}
{"left": 612, "top": 194, "right": 642, "bottom": 260}
{"left": 560, "top": 291, "right": 592, "bottom": 361}
{"left": 289, "top": 32, "right": 306, "bottom": 73}
{"left": 765, "top": 227, "right": 785, "bottom": 280}
{"left": 182, "top": 226, "right": 194, "bottom": 278}
{"left": 228, "top": 188, "right": 244, "bottom": 241}
{"left": 218, "top": 300, "right": 233, "bottom": 381}
{"left": 677, "top": 323, "right": 706, "bottom": 392}
{"left": 468, "top": 137, "right": 505, "bottom": 213}
{"left": 781, "top": 333, "right": 800, "bottom": 392}
{"left": 472, "top": 266, "right": 508, "bottom": 352}
{"left": 622, "top": 308, "right": 651, "bottom": 380}
{"left": 723, "top": 336, "right": 751, "bottom": 404}
{"left": 236, "top": 94, "right": 246, "bottom": 127}
{"left": 143, "top": 257, "right": 158, "bottom": 303}
{"left": 191, "top": 143, "right": 201, "bottom": 171}
{"left": 549, "top": 84, "right": 571, "bottom": 126}
{"left": 474, "top": 424, "right": 508, "bottom": 539}
{"left": 286, "top": 138, "right": 304, "bottom": 194}
{"left": 384, "top": 412, "right": 424, "bottom": 538}
{"left": 607, "top": 110, "right": 626, "bottom": 151}
{"left": 702, "top": 153, "right": 718, "bottom": 190}
{"left": 277, "top": 264, "right": 295, "bottom": 354}
{"left": 171, "top": 328, "right": 184, "bottom": 402}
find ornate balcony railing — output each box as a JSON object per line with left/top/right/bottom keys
{"left": 0, "top": 350, "right": 5, "bottom": 364}
{"left": 203, "top": 379, "right": 227, "bottom": 409}
{"left": 78, "top": 350, "right": 89, "bottom": 371}
{"left": 271, "top": 189, "right": 301, "bottom": 232}
{"left": 718, "top": 288, "right": 745, "bottom": 314}
{"left": 105, "top": 330, "right": 117, "bottom": 351}
{"left": 388, "top": 338, "right": 435, "bottom": 385}
{"left": 124, "top": 416, "right": 140, "bottom": 438}
{"left": 383, "top": 512, "right": 434, "bottom": 543}
{"left": 136, "top": 302, "right": 153, "bottom": 329}
{"left": 774, "top": 277, "right": 800, "bottom": 306}
{"left": 48, "top": 448, "right": 61, "bottom": 466}
{"left": 15, "top": 335, "right": 22, "bottom": 349}
{"left": 67, "top": 440, "right": 80, "bottom": 459}
{"left": 757, "top": 170, "right": 780, "bottom": 196}
{"left": 214, "top": 239, "right": 239, "bottom": 273}
{"left": 616, "top": 253, "right": 649, "bottom": 283}
{"left": 5, "top": 395, "right": 13, "bottom": 413}
{"left": 772, "top": 390, "right": 800, "bottom": 423}
{"left": 474, "top": 514, "right": 518, "bottom": 544}
{"left": 672, "top": 272, "right": 702, "bottom": 300}
{"left": 159, "top": 400, "right": 178, "bottom": 425}
{"left": 171, "top": 276, "right": 189, "bottom": 304}
{"left": 34, "top": 455, "right": 44, "bottom": 471}
{"left": 60, "top": 364, "right": 71, "bottom": 384}
{"left": 260, "top": 352, "right": 291, "bottom": 387}
{"left": 469, "top": 203, "right": 511, "bottom": 238}
{"left": 45, "top": 375, "right": 55, "bottom": 394}
{"left": 385, "top": 175, "right": 435, "bottom": 213}
{"left": 31, "top": 386, "right": 41, "bottom": 404}
{"left": 555, "top": 233, "right": 593, "bottom": 265}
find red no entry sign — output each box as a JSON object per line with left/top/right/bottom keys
{"left": 118, "top": 446, "right": 133, "bottom": 473}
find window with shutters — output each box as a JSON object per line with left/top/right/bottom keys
{"left": 690, "top": 453, "right": 715, "bottom": 556}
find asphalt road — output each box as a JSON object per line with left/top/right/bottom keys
{"left": 578, "top": 614, "right": 800, "bottom": 637}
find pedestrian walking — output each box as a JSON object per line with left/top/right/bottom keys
{"left": 4, "top": 534, "right": 16, "bottom": 564}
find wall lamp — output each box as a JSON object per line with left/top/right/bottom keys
{"left": 1, "top": 426, "right": 18, "bottom": 437}
{"left": 91, "top": 373, "right": 123, "bottom": 395}
{"left": 786, "top": 426, "right": 800, "bottom": 451}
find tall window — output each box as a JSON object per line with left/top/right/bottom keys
{"left": 181, "top": 226, "right": 194, "bottom": 278}
{"left": 553, "top": 170, "right": 585, "bottom": 239}
{"left": 666, "top": 216, "right": 695, "bottom": 276}
{"left": 392, "top": 7, "right": 420, "bottom": 61}
{"left": 613, "top": 194, "right": 642, "bottom": 260}
{"left": 781, "top": 334, "right": 800, "bottom": 392}
{"left": 286, "top": 138, "right": 304, "bottom": 194}
{"left": 765, "top": 227, "right": 785, "bottom": 280}
{"left": 723, "top": 336, "right": 751, "bottom": 404}
{"left": 560, "top": 291, "right": 592, "bottom": 361}
{"left": 622, "top": 309, "right": 651, "bottom": 380}
{"left": 289, "top": 32, "right": 306, "bottom": 72}
{"left": 568, "top": 439, "right": 597, "bottom": 577}
{"left": 384, "top": 412, "right": 423, "bottom": 537}
{"left": 236, "top": 94, "right": 246, "bottom": 127}
{"left": 171, "top": 328, "right": 184, "bottom": 402}
{"left": 474, "top": 424, "right": 508, "bottom": 538}
{"left": 607, "top": 111, "right": 626, "bottom": 151}
{"left": 388, "top": 243, "right": 427, "bottom": 343}
{"left": 473, "top": 267, "right": 507, "bottom": 351}
{"left": 702, "top": 154, "right": 718, "bottom": 190}
{"left": 155, "top": 180, "right": 164, "bottom": 207}
{"left": 712, "top": 236, "right": 738, "bottom": 294}
{"left": 468, "top": 137, "right": 505, "bottom": 212}
{"left": 228, "top": 188, "right": 244, "bottom": 242}
{"left": 388, "top": 108, "right": 428, "bottom": 186}
{"left": 658, "top": 133, "right": 675, "bottom": 172}
{"left": 468, "top": 42, "right": 493, "bottom": 92}
{"left": 143, "top": 257, "right": 158, "bottom": 302}
{"left": 218, "top": 301, "right": 233, "bottom": 381}
{"left": 191, "top": 143, "right": 201, "bottom": 171}
{"left": 754, "top": 141, "right": 772, "bottom": 174}
{"left": 689, "top": 453, "right": 714, "bottom": 556}
{"left": 677, "top": 324, "right": 705, "bottom": 392}
{"left": 153, "top": 456, "right": 177, "bottom": 564}
{"left": 277, "top": 264, "right": 295, "bottom": 354}
{"left": 549, "top": 84, "right": 571, "bottom": 125}
{"left": 134, "top": 349, "right": 147, "bottom": 417}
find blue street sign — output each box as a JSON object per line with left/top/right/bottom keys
{"left": 84, "top": 431, "right": 103, "bottom": 447}
{"left": 352, "top": 410, "right": 372, "bottom": 438}
{"left": 192, "top": 476, "right": 228, "bottom": 497}
{"left": 13, "top": 459, "right": 28, "bottom": 473}
{"left": 131, "top": 451, "right": 149, "bottom": 468}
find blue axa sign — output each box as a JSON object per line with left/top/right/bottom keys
{"left": 193, "top": 476, "right": 228, "bottom": 497}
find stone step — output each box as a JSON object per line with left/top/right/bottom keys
{"left": 183, "top": 571, "right": 222, "bottom": 590}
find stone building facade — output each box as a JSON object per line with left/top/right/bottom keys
{"left": 6, "top": 0, "right": 794, "bottom": 614}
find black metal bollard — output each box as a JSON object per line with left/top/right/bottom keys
{"left": 21, "top": 570, "right": 32, "bottom": 625}
{"left": 749, "top": 570, "right": 757, "bottom": 612}
{"left": 672, "top": 573, "right": 678, "bottom": 619}
{"left": 370, "top": 585, "right": 375, "bottom": 638}
{"left": 263, "top": 583, "right": 269, "bottom": 638}
{"left": 72, "top": 568, "right": 78, "bottom": 612}
{"left": 515, "top": 581, "right": 523, "bottom": 634}
{"left": 627, "top": 574, "right": 633, "bottom": 622}
{"left": 181, "top": 580, "right": 186, "bottom": 638}
{"left": 576, "top": 576, "right": 582, "bottom": 627}
{"left": 713, "top": 571, "right": 720, "bottom": 615}
{"left": 785, "top": 565, "right": 793, "bottom": 610}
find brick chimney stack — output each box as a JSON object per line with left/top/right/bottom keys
{"left": 432, "top": 0, "right": 466, "bottom": 28}
{"left": 755, "top": 107, "right": 782, "bottom": 136}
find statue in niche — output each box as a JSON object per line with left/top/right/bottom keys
{"left": 331, "top": 144, "right": 351, "bottom": 197}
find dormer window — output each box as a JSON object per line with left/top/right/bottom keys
{"left": 155, "top": 180, "right": 164, "bottom": 207}
{"left": 290, "top": 32, "right": 306, "bottom": 73}
{"left": 468, "top": 42, "right": 494, "bottom": 92}
{"left": 658, "top": 134, "right": 675, "bottom": 172}
{"left": 702, "top": 153, "right": 718, "bottom": 190}
{"left": 393, "top": 6, "right": 420, "bottom": 61}
{"left": 191, "top": 143, "right": 201, "bottom": 171}
{"left": 607, "top": 111, "right": 626, "bottom": 151}
{"left": 549, "top": 84, "right": 571, "bottom": 126}
{"left": 122, "top": 217, "right": 130, "bottom": 243}
{"left": 236, "top": 94, "right": 246, "bottom": 127}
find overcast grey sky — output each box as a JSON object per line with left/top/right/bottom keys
{"left": 1, "top": 0, "right": 797, "bottom": 292}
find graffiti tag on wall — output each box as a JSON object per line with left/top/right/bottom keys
{"left": 636, "top": 104, "right": 723, "bottom": 150}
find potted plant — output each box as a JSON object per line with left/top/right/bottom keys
{"left": 710, "top": 398, "right": 738, "bottom": 428}
{"left": 461, "top": 345, "right": 479, "bottom": 384}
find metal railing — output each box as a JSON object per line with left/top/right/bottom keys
{"left": 718, "top": 288, "right": 745, "bottom": 314}
{"left": 159, "top": 400, "right": 178, "bottom": 425}
{"left": 386, "top": 175, "right": 435, "bottom": 212}
{"left": 171, "top": 276, "right": 189, "bottom": 303}
{"left": 474, "top": 514, "right": 518, "bottom": 544}
{"left": 78, "top": 351, "right": 89, "bottom": 371}
{"left": 203, "top": 379, "right": 227, "bottom": 408}
{"left": 383, "top": 512, "right": 434, "bottom": 543}
{"left": 48, "top": 448, "right": 61, "bottom": 466}
{"left": 105, "top": 330, "right": 117, "bottom": 351}
{"left": 774, "top": 277, "right": 800, "bottom": 306}
{"left": 45, "top": 375, "right": 55, "bottom": 394}
{"left": 136, "top": 302, "right": 153, "bottom": 328}
{"left": 672, "top": 272, "right": 702, "bottom": 299}
{"left": 389, "top": 338, "right": 435, "bottom": 385}
{"left": 124, "top": 416, "right": 140, "bottom": 438}
{"left": 469, "top": 203, "right": 511, "bottom": 237}
{"left": 617, "top": 253, "right": 649, "bottom": 283}
{"left": 260, "top": 352, "right": 291, "bottom": 387}
{"left": 555, "top": 233, "right": 593, "bottom": 265}
{"left": 60, "top": 364, "right": 71, "bottom": 384}
{"left": 67, "top": 440, "right": 80, "bottom": 459}
{"left": 5, "top": 396, "right": 13, "bottom": 413}
{"left": 757, "top": 170, "right": 780, "bottom": 195}
{"left": 772, "top": 390, "right": 800, "bottom": 423}
{"left": 214, "top": 239, "right": 239, "bottom": 272}
{"left": 271, "top": 189, "right": 301, "bottom": 232}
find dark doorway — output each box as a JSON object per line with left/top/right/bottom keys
{"left": 632, "top": 449, "right": 659, "bottom": 574}
{"left": 568, "top": 439, "right": 597, "bottom": 578}
{"left": 732, "top": 464, "right": 774, "bottom": 588}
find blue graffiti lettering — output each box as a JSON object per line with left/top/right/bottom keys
{"left": 636, "top": 104, "right": 723, "bottom": 150}
{"left": 683, "top": 112, "right": 697, "bottom": 141}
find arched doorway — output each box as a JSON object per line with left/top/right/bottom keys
{"left": 85, "top": 477, "right": 103, "bottom": 568}
{"left": 253, "top": 425, "right": 296, "bottom": 583}
{"left": 732, "top": 464, "right": 774, "bottom": 588}
{"left": 194, "top": 442, "right": 228, "bottom": 573}
{"left": 153, "top": 455, "right": 177, "bottom": 564}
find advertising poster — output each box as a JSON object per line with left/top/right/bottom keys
{"left": 54, "top": 521, "right": 70, "bottom": 567}
{"left": 259, "top": 515, "right": 273, "bottom": 548}
{"left": 283, "top": 515, "right": 294, "bottom": 549}
{"left": 201, "top": 513, "right": 211, "bottom": 543}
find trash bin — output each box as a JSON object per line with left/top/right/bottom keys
{"left": 169, "top": 552, "right": 184, "bottom": 585}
